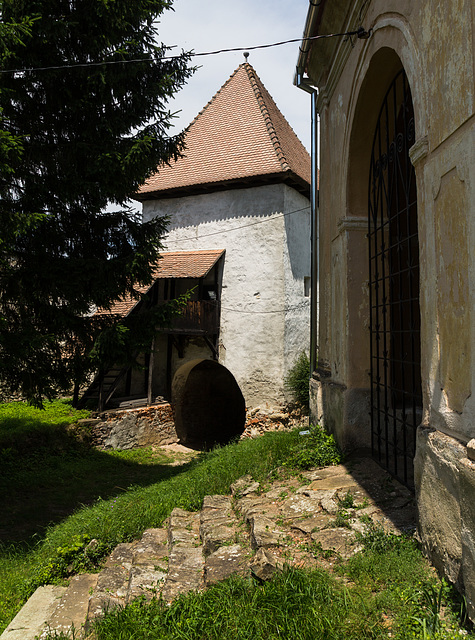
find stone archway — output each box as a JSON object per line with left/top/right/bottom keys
{"left": 344, "top": 48, "right": 421, "bottom": 486}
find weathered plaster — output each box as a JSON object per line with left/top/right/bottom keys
{"left": 303, "top": 0, "right": 475, "bottom": 613}
{"left": 434, "top": 168, "right": 471, "bottom": 413}
{"left": 143, "top": 184, "right": 310, "bottom": 408}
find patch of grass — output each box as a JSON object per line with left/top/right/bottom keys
{"left": 283, "top": 424, "right": 342, "bottom": 470}
{"left": 0, "top": 425, "right": 304, "bottom": 632}
{"left": 86, "top": 567, "right": 383, "bottom": 640}
{"left": 48, "top": 559, "right": 473, "bottom": 640}
{"left": 339, "top": 527, "right": 474, "bottom": 639}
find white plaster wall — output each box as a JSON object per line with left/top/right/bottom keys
{"left": 282, "top": 186, "right": 311, "bottom": 388}
{"left": 142, "top": 183, "right": 310, "bottom": 407}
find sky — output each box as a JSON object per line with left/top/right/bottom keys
{"left": 156, "top": 0, "right": 312, "bottom": 151}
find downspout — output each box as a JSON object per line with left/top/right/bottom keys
{"left": 294, "top": 0, "right": 325, "bottom": 376}
{"left": 296, "top": 74, "right": 318, "bottom": 375}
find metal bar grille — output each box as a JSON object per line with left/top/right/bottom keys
{"left": 368, "top": 69, "right": 422, "bottom": 488}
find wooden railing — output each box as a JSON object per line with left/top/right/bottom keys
{"left": 165, "top": 300, "right": 219, "bottom": 335}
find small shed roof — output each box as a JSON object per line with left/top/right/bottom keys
{"left": 97, "top": 249, "right": 224, "bottom": 317}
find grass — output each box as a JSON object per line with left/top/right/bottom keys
{"left": 0, "top": 400, "right": 317, "bottom": 632}
{"left": 0, "top": 401, "right": 181, "bottom": 543}
{"left": 78, "top": 529, "right": 473, "bottom": 640}
{"left": 1, "top": 400, "right": 473, "bottom": 639}
{"left": 46, "top": 535, "right": 473, "bottom": 640}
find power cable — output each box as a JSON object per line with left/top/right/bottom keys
{"left": 220, "top": 301, "right": 309, "bottom": 315}
{"left": 0, "top": 29, "right": 370, "bottom": 75}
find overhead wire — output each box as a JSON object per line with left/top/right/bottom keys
{"left": 0, "top": 29, "right": 367, "bottom": 76}
{"left": 220, "top": 301, "right": 309, "bottom": 315}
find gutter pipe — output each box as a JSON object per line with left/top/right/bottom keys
{"left": 294, "top": 0, "right": 324, "bottom": 376}
{"left": 295, "top": 73, "right": 319, "bottom": 376}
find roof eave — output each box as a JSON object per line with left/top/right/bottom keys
{"left": 135, "top": 171, "right": 310, "bottom": 202}
{"left": 294, "top": 0, "right": 328, "bottom": 82}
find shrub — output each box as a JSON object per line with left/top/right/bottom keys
{"left": 285, "top": 351, "right": 310, "bottom": 409}
{"left": 284, "top": 424, "right": 341, "bottom": 470}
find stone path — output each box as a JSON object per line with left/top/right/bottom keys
{"left": 1, "top": 457, "right": 416, "bottom": 640}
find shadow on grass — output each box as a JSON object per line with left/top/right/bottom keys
{"left": 0, "top": 419, "right": 198, "bottom": 545}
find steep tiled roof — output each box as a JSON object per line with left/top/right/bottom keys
{"left": 137, "top": 63, "right": 310, "bottom": 199}
{"left": 97, "top": 249, "right": 224, "bottom": 317}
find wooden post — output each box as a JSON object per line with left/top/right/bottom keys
{"left": 147, "top": 336, "right": 156, "bottom": 405}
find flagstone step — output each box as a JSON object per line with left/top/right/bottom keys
{"left": 0, "top": 585, "right": 66, "bottom": 640}
{"left": 6, "top": 458, "right": 416, "bottom": 640}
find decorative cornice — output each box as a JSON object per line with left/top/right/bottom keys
{"left": 409, "top": 135, "right": 429, "bottom": 167}
{"left": 337, "top": 216, "right": 367, "bottom": 233}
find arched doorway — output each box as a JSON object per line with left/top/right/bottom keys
{"left": 368, "top": 68, "right": 422, "bottom": 487}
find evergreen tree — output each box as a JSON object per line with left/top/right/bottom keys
{"left": 0, "top": 0, "right": 193, "bottom": 403}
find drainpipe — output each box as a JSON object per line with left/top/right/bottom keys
{"left": 294, "top": 0, "right": 325, "bottom": 377}
{"left": 295, "top": 73, "right": 319, "bottom": 375}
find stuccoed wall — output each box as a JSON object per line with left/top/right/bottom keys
{"left": 143, "top": 183, "right": 310, "bottom": 408}
{"left": 304, "top": 0, "right": 475, "bottom": 615}
{"left": 415, "top": 429, "right": 475, "bottom": 620}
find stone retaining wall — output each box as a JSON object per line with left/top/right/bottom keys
{"left": 87, "top": 404, "right": 178, "bottom": 450}
{"left": 415, "top": 427, "right": 475, "bottom": 621}
{"left": 82, "top": 403, "right": 307, "bottom": 451}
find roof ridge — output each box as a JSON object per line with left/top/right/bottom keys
{"left": 242, "top": 63, "right": 290, "bottom": 172}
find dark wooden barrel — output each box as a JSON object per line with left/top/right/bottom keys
{"left": 172, "top": 359, "right": 245, "bottom": 447}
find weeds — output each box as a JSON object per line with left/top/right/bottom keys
{"left": 283, "top": 424, "right": 341, "bottom": 470}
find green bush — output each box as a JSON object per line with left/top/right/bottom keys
{"left": 284, "top": 351, "right": 310, "bottom": 409}
{"left": 284, "top": 424, "right": 341, "bottom": 470}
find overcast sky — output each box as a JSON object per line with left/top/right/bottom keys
{"left": 156, "top": 0, "right": 312, "bottom": 151}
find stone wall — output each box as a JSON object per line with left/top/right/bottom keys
{"left": 88, "top": 404, "right": 178, "bottom": 450}
{"left": 84, "top": 403, "right": 307, "bottom": 451}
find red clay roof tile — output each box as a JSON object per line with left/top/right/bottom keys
{"left": 138, "top": 63, "right": 310, "bottom": 198}
{"left": 97, "top": 249, "right": 224, "bottom": 317}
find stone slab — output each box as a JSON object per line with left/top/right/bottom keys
{"left": 167, "top": 546, "right": 204, "bottom": 573}
{"left": 281, "top": 494, "right": 322, "bottom": 517}
{"left": 162, "top": 546, "right": 204, "bottom": 602}
{"left": 290, "top": 513, "right": 332, "bottom": 534}
{"left": 265, "top": 486, "right": 292, "bottom": 500}
{"left": 300, "top": 465, "right": 348, "bottom": 482}
{"left": 140, "top": 528, "right": 168, "bottom": 545}
{"left": 311, "top": 528, "right": 359, "bottom": 559}
{"left": 127, "top": 566, "right": 167, "bottom": 602}
{"left": 230, "top": 475, "right": 254, "bottom": 496}
{"left": 104, "top": 542, "right": 136, "bottom": 570}
{"left": 202, "top": 495, "right": 232, "bottom": 510}
{"left": 204, "top": 544, "right": 249, "bottom": 585}
{"left": 132, "top": 541, "right": 168, "bottom": 566}
{"left": 250, "top": 516, "right": 284, "bottom": 549}
{"left": 308, "top": 475, "right": 359, "bottom": 491}
{"left": 41, "top": 574, "right": 97, "bottom": 638}
{"left": 0, "top": 585, "right": 66, "bottom": 640}
{"left": 201, "top": 521, "right": 236, "bottom": 556}
{"left": 95, "top": 565, "right": 130, "bottom": 599}
{"left": 250, "top": 548, "right": 283, "bottom": 581}
{"left": 467, "top": 439, "right": 475, "bottom": 462}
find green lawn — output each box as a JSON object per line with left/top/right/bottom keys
{"left": 0, "top": 400, "right": 473, "bottom": 639}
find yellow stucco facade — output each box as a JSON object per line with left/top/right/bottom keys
{"left": 298, "top": 0, "right": 475, "bottom": 618}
